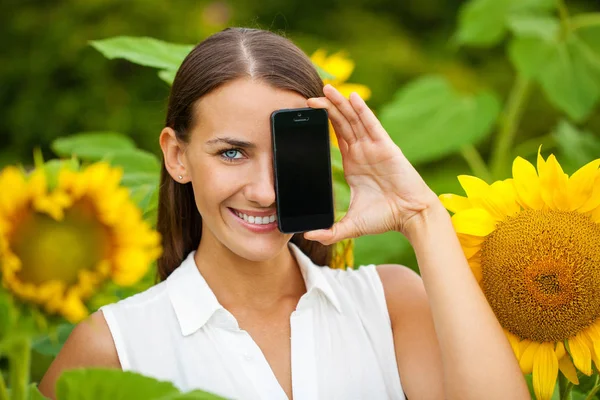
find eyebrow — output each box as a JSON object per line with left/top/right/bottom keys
{"left": 205, "top": 136, "right": 256, "bottom": 149}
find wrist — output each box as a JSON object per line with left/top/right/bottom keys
{"left": 401, "top": 200, "right": 451, "bottom": 243}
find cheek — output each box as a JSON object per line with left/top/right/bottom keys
{"left": 188, "top": 161, "right": 246, "bottom": 211}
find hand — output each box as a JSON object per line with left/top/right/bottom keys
{"left": 303, "top": 84, "right": 441, "bottom": 245}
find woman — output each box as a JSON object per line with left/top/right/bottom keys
{"left": 39, "top": 27, "right": 528, "bottom": 399}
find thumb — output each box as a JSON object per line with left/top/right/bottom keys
{"left": 303, "top": 217, "right": 356, "bottom": 245}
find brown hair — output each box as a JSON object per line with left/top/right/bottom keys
{"left": 156, "top": 27, "right": 333, "bottom": 281}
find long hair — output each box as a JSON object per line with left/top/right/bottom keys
{"left": 156, "top": 27, "right": 333, "bottom": 281}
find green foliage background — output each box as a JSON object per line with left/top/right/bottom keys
{"left": 3, "top": 0, "right": 599, "bottom": 275}
{"left": 1, "top": 0, "right": 600, "bottom": 398}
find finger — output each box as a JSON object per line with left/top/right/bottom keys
{"left": 307, "top": 96, "right": 357, "bottom": 146}
{"left": 323, "top": 84, "right": 369, "bottom": 142}
{"left": 303, "top": 217, "right": 358, "bottom": 245}
{"left": 349, "top": 92, "right": 388, "bottom": 142}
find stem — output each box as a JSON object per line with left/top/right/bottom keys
{"left": 8, "top": 338, "right": 30, "bottom": 400}
{"left": 571, "top": 13, "right": 600, "bottom": 31}
{"left": 0, "top": 371, "right": 8, "bottom": 400}
{"left": 490, "top": 76, "right": 532, "bottom": 179}
{"left": 511, "top": 133, "right": 557, "bottom": 159}
{"left": 459, "top": 145, "right": 493, "bottom": 183}
{"left": 585, "top": 375, "right": 600, "bottom": 400}
{"left": 556, "top": 0, "right": 571, "bottom": 36}
{"left": 558, "top": 373, "right": 573, "bottom": 400}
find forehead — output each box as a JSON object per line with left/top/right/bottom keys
{"left": 192, "top": 78, "right": 308, "bottom": 142}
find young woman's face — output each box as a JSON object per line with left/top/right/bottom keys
{"left": 181, "top": 78, "right": 307, "bottom": 261}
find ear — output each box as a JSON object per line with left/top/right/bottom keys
{"left": 159, "top": 127, "right": 190, "bottom": 183}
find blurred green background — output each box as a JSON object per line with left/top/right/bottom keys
{"left": 1, "top": 0, "right": 599, "bottom": 271}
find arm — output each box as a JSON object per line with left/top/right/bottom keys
{"left": 38, "top": 310, "right": 121, "bottom": 399}
{"left": 303, "top": 84, "right": 529, "bottom": 399}
{"left": 377, "top": 264, "right": 445, "bottom": 399}
{"left": 395, "top": 202, "right": 528, "bottom": 399}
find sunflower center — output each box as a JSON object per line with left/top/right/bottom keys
{"left": 10, "top": 200, "right": 111, "bottom": 286}
{"left": 481, "top": 210, "right": 600, "bottom": 343}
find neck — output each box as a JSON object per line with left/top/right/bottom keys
{"left": 193, "top": 233, "right": 306, "bottom": 312}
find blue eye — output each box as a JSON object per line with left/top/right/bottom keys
{"left": 219, "top": 148, "right": 244, "bottom": 162}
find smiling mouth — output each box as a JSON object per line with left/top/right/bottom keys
{"left": 230, "top": 208, "right": 277, "bottom": 225}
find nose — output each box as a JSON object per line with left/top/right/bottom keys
{"left": 244, "top": 155, "right": 276, "bottom": 208}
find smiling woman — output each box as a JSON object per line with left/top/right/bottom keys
{"left": 39, "top": 27, "right": 529, "bottom": 400}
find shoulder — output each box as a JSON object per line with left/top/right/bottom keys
{"left": 375, "top": 264, "right": 428, "bottom": 324}
{"left": 38, "top": 311, "right": 119, "bottom": 399}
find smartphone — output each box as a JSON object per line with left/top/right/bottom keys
{"left": 271, "top": 107, "right": 335, "bottom": 234}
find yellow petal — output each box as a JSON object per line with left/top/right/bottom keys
{"left": 458, "top": 175, "right": 514, "bottom": 221}
{"left": 0, "top": 167, "right": 28, "bottom": 217}
{"left": 468, "top": 256, "right": 483, "bottom": 282}
{"left": 533, "top": 342, "right": 559, "bottom": 400}
{"left": 458, "top": 175, "right": 490, "bottom": 198}
{"left": 568, "top": 333, "right": 592, "bottom": 375}
{"left": 457, "top": 233, "right": 485, "bottom": 247}
{"left": 512, "top": 156, "right": 544, "bottom": 210}
{"left": 558, "top": 354, "right": 579, "bottom": 385}
{"left": 439, "top": 194, "right": 472, "bottom": 213}
{"left": 537, "top": 146, "right": 546, "bottom": 175}
{"left": 310, "top": 49, "right": 327, "bottom": 66}
{"left": 336, "top": 83, "right": 372, "bottom": 101}
{"left": 519, "top": 339, "right": 533, "bottom": 356}
{"left": 489, "top": 179, "right": 521, "bottom": 217}
{"left": 519, "top": 341, "right": 540, "bottom": 374}
{"left": 568, "top": 159, "right": 600, "bottom": 211}
{"left": 555, "top": 341, "right": 566, "bottom": 360}
{"left": 451, "top": 208, "right": 497, "bottom": 237}
{"left": 539, "top": 154, "right": 569, "bottom": 210}
{"left": 577, "top": 169, "right": 600, "bottom": 213}
{"left": 505, "top": 330, "right": 521, "bottom": 360}
{"left": 322, "top": 51, "right": 354, "bottom": 83}
{"left": 592, "top": 206, "right": 600, "bottom": 223}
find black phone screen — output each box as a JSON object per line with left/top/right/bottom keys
{"left": 272, "top": 108, "right": 334, "bottom": 232}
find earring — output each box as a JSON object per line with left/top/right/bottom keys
{"left": 178, "top": 175, "right": 183, "bottom": 180}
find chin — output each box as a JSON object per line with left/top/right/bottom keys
{"left": 228, "top": 239, "right": 288, "bottom": 262}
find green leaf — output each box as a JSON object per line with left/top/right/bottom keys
{"left": 455, "top": 0, "right": 555, "bottom": 47}
{"left": 129, "top": 184, "right": 159, "bottom": 213}
{"left": 378, "top": 76, "right": 501, "bottom": 165}
{"left": 552, "top": 120, "right": 600, "bottom": 174}
{"left": 43, "top": 159, "right": 80, "bottom": 191}
{"left": 160, "top": 390, "right": 228, "bottom": 400}
{"left": 507, "top": 14, "right": 559, "bottom": 40}
{"left": 30, "top": 384, "right": 50, "bottom": 400}
{"left": 103, "top": 149, "right": 161, "bottom": 176}
{"left": 0, "top": 290, "right": 16, "bottom": 341}
{"left": 56, "top": 369, "right": 225, "bottom": 400}
{"left": 509, "top": 27, "right": 600, "bottom": 121}
{"left": 158, "top": 69, "right": 177, "bottom": 85}
{"left": 32, "top": 324, "right": 75, "bottom": 357}
{"left": 313, "top": 63, "right": 336, "bottom": 81}
{"left": 52, "top": 132, "right": 136, "bottom": 160}
{"left": 120, "top": 172, "right": 160, "bottom": 188}
{"left": 90, "top": 37, "right": 193, "bottom": 71}
{"left": 354, "top": 231, "right": 416, "bottom": 271}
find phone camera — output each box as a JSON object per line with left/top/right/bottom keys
{"left": 297, "top": 112, "right": 302, "bottom": 117}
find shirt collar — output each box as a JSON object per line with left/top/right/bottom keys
{"left": 166, "top": 241, "right": 342, "bottom": 337}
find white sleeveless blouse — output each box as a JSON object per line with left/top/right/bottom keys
{"left": 99, "top": 242, "right": 406, "bottom": 400}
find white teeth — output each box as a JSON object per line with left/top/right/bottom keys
{"left": 234, "top": 210, "right": 277, "bottom": 225}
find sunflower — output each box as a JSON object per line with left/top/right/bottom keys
{"left": 330, "top": 238, "right": 354, "bottom": 270}
{"left": 439, "top": 148, "right": 600, "bottom": 400}
{"left": 0, "top": 162, "right": 162, "bottom": 323}
{"left": 310, "top": 49, "right": 372, "bottom": 148}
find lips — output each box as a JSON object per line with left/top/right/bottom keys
{"left": 227, "top": 208, "right": 278, "bottom": 233}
